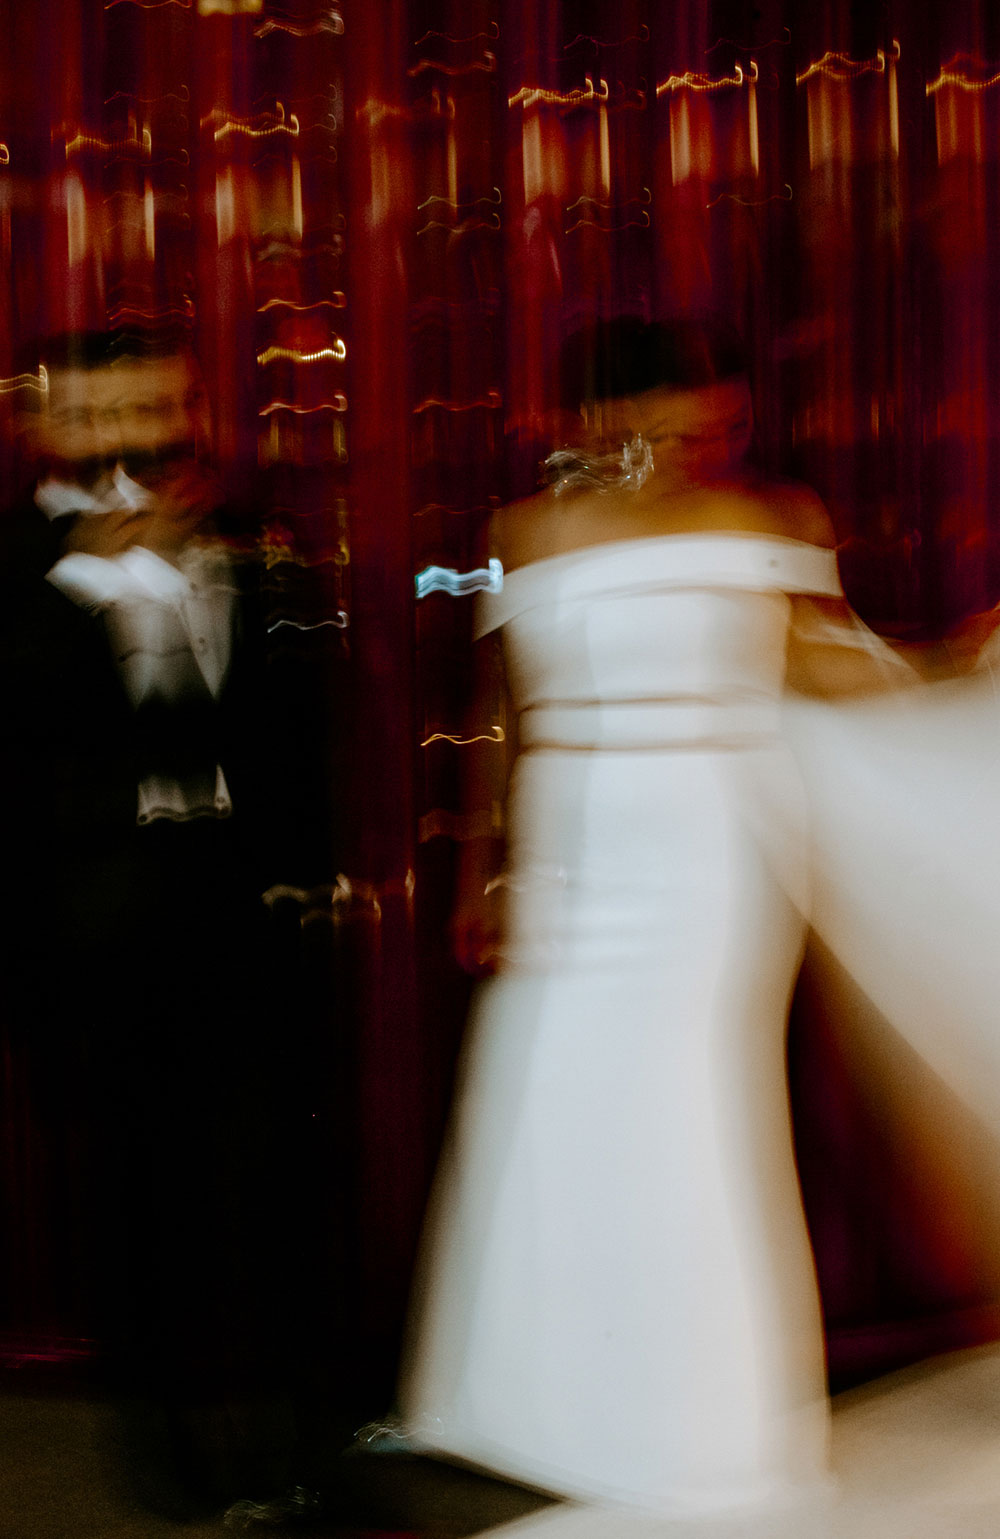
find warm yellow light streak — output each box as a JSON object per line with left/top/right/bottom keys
{"left": 447, "top": 121, "right": 458, "bottom": 206}
{"left": 565, "top": 191, "right": 649, "bottom": 211}
{"left": 599, "top": 101, "right": 611, "bottom": 194}
{"left": 214, "top": 114, "right": 299, "bottom": 141}
{"left": 107, "top": 301, "right": 195, "bottom": 321}
{"left": 64, "top": 126, "right": 152, "bottom": 157}
{"left": 705, "top": 184, "right": 792, "bottom": 209}
{"left": 259, "top": 397, "right": 348, "bottom": 414}
{"left": 509, "top": 76, "right": 609, "bottom": 109}
{"left": 748, "top": 61, "right": 759, "bottom": 172}
{"left": 796, "top": 48, "right": 891, "bottom": 85}
{"left": 888, "top": 41, "right": 900, "bottom": 154}
{"left": 256, "top": 342, "right": 347, "bottom": 365}
{"left": 564, "top": 26, "right": 649, "bottom": 50}
{"left": 927, "top": 57, "right": 1000, "bottom": 94}
{"left": 66, "top": 175, "right": 87, "bottom": 264}
{"left": 414, "top": 24, "right": 499, "bottom": 44}
{"left": 0, "top": 367, "right": 47, "bottom": 394}
{"left": 565, "top": 211, "right": 649, "bottom": 233}
{"left": 409, "top": 56, "right": 497, "bottom": 77}
{"left": 257, "top": 295, "right": 346, "bottom": 311}
{"left": 254, "top": 14, "right": 343, "bottom": 36}
{"left": 656, "top": 62, "right": 756, "bottom": 95}
{"left": 143, "top": 177, "right": 155, "bottom": 258}
{"left": 0, "top": 144, "right": 9, "bottom": 165}
{"left": 522, "top": 111, "right": 543, "bottom": 202}
{"left": 267, "top": 613, "right": 349, "bottom": 632}
{"left": 104, "top": 87, "right": 190, "bottom": 105}
{"left": 215, "top": 165, "right": 235, "bottom": 243}
{"left": 202, "top": 102, "right": 299, "bottom": 140}
{"left": 203, "top": 104, "right": 273, "bottom": 127}
{"left": 670, "top": 93, "right": 692, "bottom": 183}
{"left": 290, "top": 153, "right": 303, "bottom": 234}
{"left": 197, "top": 0, "right": 262, "bottom": 13}
{"left": 417, "top": 213, "right": 501, "bottom": 235}
{"left": 421, "top": 727, "right": 505, "bottom": 747}
{"left": 418, "top": 188, "right": 501, "bottom": 211}
{"left": 414, "top": 392, "right": 502, "bottom": 412}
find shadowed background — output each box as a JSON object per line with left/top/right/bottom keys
{"left": 2, "top": 0, "right": 1000, "bottom": 1420}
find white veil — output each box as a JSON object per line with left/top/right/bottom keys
{"left": 784, "top": 599, "right": 1000, "bottom": 1137}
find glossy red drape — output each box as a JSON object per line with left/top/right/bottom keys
{"left": 4, "top": 0, "right": 1000, "bottom": 1393}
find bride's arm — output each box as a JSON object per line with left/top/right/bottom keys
{"left": 449, "top": 627, "right": 517, "bottom": 976}
{"left": 788, "top": 594, "right": 1000, "bottom": 696}
{"left": 785, "top": 593, "right": 919, "bottom": 697}
{"left": 893, "top": 606, "right": 1000, "bottom": 681}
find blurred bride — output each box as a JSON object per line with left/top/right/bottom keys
{"left": 398, "top": 316, "right": 934, "bottom": 1518}
{"left": 400, "top": 313, "right": 1000, "bottom": 1522}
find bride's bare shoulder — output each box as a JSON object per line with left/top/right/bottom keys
{"left": 491, "top": 488, "right": 574, "bottom": 570}
{"left": 737, "top": 476, "right": 836, "bottom": 549}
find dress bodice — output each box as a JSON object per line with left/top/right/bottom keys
{"left": 476, "top": 534, "right": 841, "bottom": 751}
{"left": 407, "top": 543, "right": 834, "bottom": 1515}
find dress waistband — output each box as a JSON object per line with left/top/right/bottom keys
{"left": 518, "top": 698, "right": 782, "bottom": 752}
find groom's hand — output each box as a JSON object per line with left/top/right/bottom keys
{"left": 61, "top": 508, "right": 152, "bottom": 560}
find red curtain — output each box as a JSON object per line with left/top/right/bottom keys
{"left": 4, "top": 0, "right": 1000, "bottom": 1395}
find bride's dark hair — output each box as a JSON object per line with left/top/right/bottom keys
{"left": 558, "top": 315, "right": 748, "bottom": 411}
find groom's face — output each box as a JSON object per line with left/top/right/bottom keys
{"left": 106, "top": 353, "right": 213, "bottom": 485}
{"left": 30, "top": 365, "right": 124, "bottom": 489}
{"left": 106, "top": 352, "right": 221, "bottom": 537}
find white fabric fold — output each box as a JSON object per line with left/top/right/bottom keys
{"left": 476, "top": 533, "right": 842, "bottom": 638}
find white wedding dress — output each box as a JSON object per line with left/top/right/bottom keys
{"left": 785, "top": 647, "right": 1000, "bottom": 1138}
{"left": 401, "top": 533, "right": 843, "bottom": 1518}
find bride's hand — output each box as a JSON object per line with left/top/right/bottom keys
{"left": 451, "top": 898, "right": 501, "bottom": 976}
{"left": 450, "top": 843, "right": 504, "bottom": 975}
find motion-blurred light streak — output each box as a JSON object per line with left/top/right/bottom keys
{"left": 420, "top": 727, "right": 505, "bottom": 747}
{"left": 0, "top": 368, "right": 47, "bottom": 395}
{"left": 257, "top": 295, "right": 346, "bottom": 311}
{"left": 927, "top": 56, "right": 1000, "bottom": 94}
{"left": 509, "top": 77, "right": 609, "bottom": 109}
{"left": 413, "top": 393, "right": 502, "bottom": 413}
{"left": 63, "top": 126, "right": 153, "bottom": 158}
{"left": 656, "top": 64, "right": 756, "bottom": 96}
{"left": 415, "top": 559, "right": 503, "bottom": 599}
{"left": 414, "top": 24, "right": 499, "bottom": 45}
{"left": 796, "top": 47, "right": 894, "bottom": 85}
{"left": 267, "top": 612, "right": 349, "bottom": 632}
{"left": 259, "top": 396, "right": 348, "bottom": 414}
{"left": 256, "top": 342, "right": 347, "bottom": 365}
{"left": 409, "top": 57, "right": 497, "bottom": 78}
{"left": 254, "top": 14, "right": 343, "bottom": 38}
{"left": 562, "top": 26, "right": 649, "bottom": 52}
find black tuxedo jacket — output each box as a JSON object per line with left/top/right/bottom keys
{"left": 1, "top": 493, "right": 139, "bottom": 864}
{"left": 1, "top": 491, "right": 340, "bottom": 961}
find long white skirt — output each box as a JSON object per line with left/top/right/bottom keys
{"left": 401, "top": 743, "right": 830, "bottom": 1516}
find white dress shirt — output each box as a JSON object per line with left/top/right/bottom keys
{"left": 38, "top": 470, "right": 236, "bottom": 823}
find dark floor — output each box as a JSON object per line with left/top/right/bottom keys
{"left": 0, "top": 1369, "right": 554, "bottom": 1539}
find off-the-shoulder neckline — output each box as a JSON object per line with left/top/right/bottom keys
{"left": 497, "top": 529, "right": 838, "bottom": 580}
